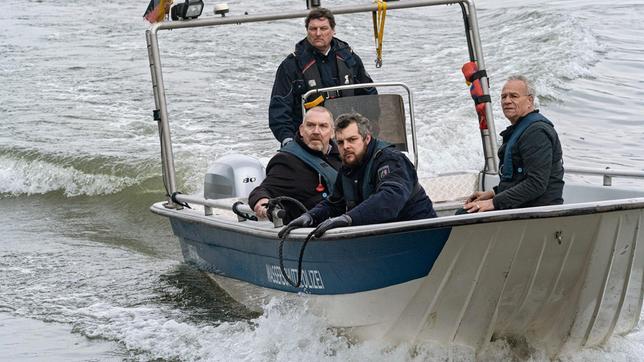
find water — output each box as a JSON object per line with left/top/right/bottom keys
{"left": 1, "top": 0, "right": 643, "bottom": 360}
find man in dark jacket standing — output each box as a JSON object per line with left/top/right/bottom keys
{"left": 463, "top": 75, "right": 564, "bottom": 213}
{"left": 269, "top": 7, "right": 376, "bottom": 146}
{"left": 249, "top": 107, "right": 341, "bottom": 223}
{"left": 281, "top": 112, "right": 436, "bottom": 237}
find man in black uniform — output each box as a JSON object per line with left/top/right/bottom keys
{"left": 249, "top": 106, "right": 341, "bottom": 223}
{"left": 281, "top": 112, "right": 436, "bottom": 237}
{"left": 463, "top": 74, "right": 564, "bottom": 213}
{"left": 269, "top": 7, "right": 376, "bottom": 146}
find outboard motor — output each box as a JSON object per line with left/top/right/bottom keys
{"left": 204, "top": 154, "right": 265, "bottom": 199}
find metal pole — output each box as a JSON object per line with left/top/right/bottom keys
{"left": 464, "top": 0, "right": 499, "bottom": 175}
{"left": 146, "top": 31, "right": 169, "bottom": 201}
{"left": 147, "top": 0, "right": 493, "bottom": 202}
{"left": 153, "top": 0, "right": 465, "bottom": 32}
{"left": 147, "top": 29, "right": 179, "bottom": 208}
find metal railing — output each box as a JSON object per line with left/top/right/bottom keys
{"left": 301, "top": 82, "right": 418, "bottom": 168}
{"left": 566, "top": 166, "right": 644, "bottom": 186}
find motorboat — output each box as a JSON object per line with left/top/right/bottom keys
{"left": 145, "top": 0, "right": 644, "bottom": 357}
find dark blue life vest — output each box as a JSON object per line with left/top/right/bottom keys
{"left": 500, "top": 112, "right": 554, "bottom": 181}
{"left": 341, "top": 140, "right": 393, "bottom": 210}
{"left": 280, "top": 141, "right": 338, "bottom": 197}
{"left": 292, "top": 42, "right": 357, "bottom": 103}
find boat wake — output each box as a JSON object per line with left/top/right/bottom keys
{"left": 70, "top": 292, "right": 644, "bottom": 361}
{"left": 0, "top": 155, "right": 141, "bottom": 197}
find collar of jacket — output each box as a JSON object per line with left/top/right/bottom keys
{"left": 295, "top": 135, "right": 340, "bottom": 159}
{"left": 294, "top": 37, "right": 350, "bottom": 69}
{"left": 500, "top": 109, "right": 541, "bottom": 139}
{"left": 341, "top": 136, "right": 379, "bottom": 176}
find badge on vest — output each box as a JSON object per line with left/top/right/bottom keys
{"left": 378, "top": 165, "right": 390, "bottom": 180}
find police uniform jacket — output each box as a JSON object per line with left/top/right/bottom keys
{"left": 308, "top": 139, "right": 437, "bottom": 226}
{"left": 268, "top": 37, "right": 376, "bottom": 144}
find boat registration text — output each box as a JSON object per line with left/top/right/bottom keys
{"left": 265, "top": 264, "right": 325, "bottom": 289}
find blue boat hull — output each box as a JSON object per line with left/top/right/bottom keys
{"left": 152, "top": 191, "right": 644, "bottom": 355}
{"left": 170, "top": 218, "right": 452, "bottom": 295}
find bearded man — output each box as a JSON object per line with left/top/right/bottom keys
{"left": 281, "top": 112, "right": 436, "bottom": 237}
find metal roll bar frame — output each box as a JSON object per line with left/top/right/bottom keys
{"left": 146, "top": 0, "right": 498, "bottom": 208}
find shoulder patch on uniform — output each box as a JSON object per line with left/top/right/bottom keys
{"left": 377, "top": 165, "right": 390, "bottom": 180}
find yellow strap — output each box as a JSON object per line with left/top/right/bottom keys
{"left": 303, "top": 95, "right": 325, "bottom": 110}
{"left": 155, "top": 0, "right": 173, "bottom": 22}
{"left": 372, "top": 0, "right": 387, "bottom": 68}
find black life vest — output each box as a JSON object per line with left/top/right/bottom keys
{"left": 292, "top": 44, "right": 357, "bottom": 104}
{"left": 341, "top": 140, "right": 392, "bottom": 211}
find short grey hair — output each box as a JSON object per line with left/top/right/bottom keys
{"left": 334, "top": 112, "right": 372, "bottom": 138}
{"left": 507, "top": 74, "right": 536, "bottom": 97}
{"left": 304, "top": 106, "right": 334, "bottom": 124}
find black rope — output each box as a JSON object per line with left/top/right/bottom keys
{"left": 267, "top": 195, "right": 308, "bottom": 219}
{"left": 272, "top": 195, "right": 326, "bottom": 288}
{"left": 459, "top": 3, "right": 475, "bottom": 62}
{"left": 231, "top": 201, "right": 257, "bottom": 221}
{"left": 278, "top": 228, "right": 317, "bottom": 288}
{"left": 171, "top": 192, "right": 191, "bottom": 209}
{"left": 159, "top": 136, "right": 171, "bottom": 200}
{"left": 155, "top": 113, "right": 174, "bottom": 202}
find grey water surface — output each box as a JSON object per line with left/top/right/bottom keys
{"left": 1, "top": 0, "right": 643, "bottom": 360}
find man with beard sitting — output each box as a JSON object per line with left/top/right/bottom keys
{"left": 280, "top": 112, "right": 436, "bottom": 237}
